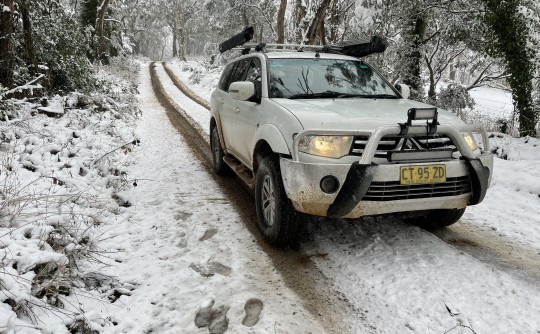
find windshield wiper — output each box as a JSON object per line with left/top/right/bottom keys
{"left": 355, "top": 94, "right": 399, "bottom": 99}
{"left": 288, "top": 91, "right": 342, "bottom": 99}
{"left": 288, "top": 92, "right": 399, "bottom": 99}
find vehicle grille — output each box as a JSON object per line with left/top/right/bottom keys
{"left": 363, "top": 176, "right": 471, "bottom": 201}
{"left": 350, "top": 135, "right": 456, "bottom": 158}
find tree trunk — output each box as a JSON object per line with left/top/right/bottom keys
{"left": 180, "top": 27, "right": 187, "bottom": 61}
{"left": 20, "top": 0, "right": 37, "bottom": 74}
{"left": 294, "top": 0, "right": 306, "bottom": 43}
{"left": 0, "top": 0, "right": 15, "bottom": 88}
{"left": 425, "top": 56, "right": 436, "bottom": 101}
{"left": 306, "top": 0, "right": 332, "bottom": 45}
{"left": 277, "top": 0, "right": 287, "bottom": 44}
{"left": 95, "top": 0, "right": 111, "bottom": 64}
{"left": 318, "top": 11, "right": 326, "bottom": 45}
{"left": 329, "top": 0, "right": 339, "bottom": 43}
{"left": 402, "top": 7, "right": 427, "bottom": 100}
{"left": 242, "top": 8, "right": 249, "bottom": 26}
{"left": 172, "top": 24, "right": 178, "bottom": 58}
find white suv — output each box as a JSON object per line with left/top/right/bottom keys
{"left": 210, "top": 45, "right": 493, "bottom": 246}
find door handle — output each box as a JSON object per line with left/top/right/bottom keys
{"left": 235, "top": 107, "right": 240, "bottom": 113}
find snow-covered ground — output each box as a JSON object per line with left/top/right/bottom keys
{"left": 79, "top": 64, "right": 325, "bottom": 333}
{"left": 2, "top": 59, "right": 540, "bottom": 333}
{"left": 167, "top": 59, "right": 540, "bottom": 333}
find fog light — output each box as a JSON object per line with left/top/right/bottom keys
{"left": 320, "top": 176, "right": 340, "bottom": 194}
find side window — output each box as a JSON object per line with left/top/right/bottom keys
{"left": 218, "top": 63, "right": 235, "bottom": 91}
{"left": 245, "top": 58, "right": 262, "bottom": 83}
{"left": 229, "top": 59, "right": 250, "bottom": 88}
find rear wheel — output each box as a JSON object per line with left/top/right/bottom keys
{"left": 409, "top": 208, "right": 466, "bottom": 230}
{"left": 255, "top": 156, "right": 301, "bottom": 246}
{"left": 210, "top": 126, "right": 230, "bottom": 175}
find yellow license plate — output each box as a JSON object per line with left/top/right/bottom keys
{"left": 400, "top": 164, "right": 446, "bottom": 185}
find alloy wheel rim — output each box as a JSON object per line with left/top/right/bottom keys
{"left": 261, "top": 175, "right": 275, "bottom": 227}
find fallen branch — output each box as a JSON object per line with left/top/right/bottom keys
{"left": 1, "top": 74, "right": 45, "bottom": 99}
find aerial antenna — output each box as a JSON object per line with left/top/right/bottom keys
{"left": 219, "top": 26, "right": 255, "bottom": 53}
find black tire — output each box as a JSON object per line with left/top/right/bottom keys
{"left": 409, "top": 208, "right": 466, "bottom": 230}
{"left": 255, "top": 156, "right": 301, "bottom": 246}
{"left": 210, "top": 126, "right": 230, "bottom": 175}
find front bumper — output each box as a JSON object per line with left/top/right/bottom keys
{"left": 280, "top": 124, "right": 494, "bottom": 218}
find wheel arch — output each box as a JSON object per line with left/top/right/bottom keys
{"left": 210, "top": 116, "right": 226, "bottom": 150}
{"left": 252, "top": 124, "right": 290, "bottom": 173}
{"left": 253, "top": 140, "right": 275, "bottom": 175}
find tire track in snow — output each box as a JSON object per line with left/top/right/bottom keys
{"left": 163, "top": 62, "right": 211, "bottom": 110}
{"left": 150, "top": 62, "right": 365, "bottom": 333}
{"left": 431, "top": 220, "right": 540, "bottom": 289}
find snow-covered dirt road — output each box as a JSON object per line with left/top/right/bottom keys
{"left": 40, "top": 60, "right": 537, "bottom": 333}
{"left": 143, "top": 61, "right": 540, "bottom": 334}
{"left": 84, "top": 63, "right": 355, "bottom": 334}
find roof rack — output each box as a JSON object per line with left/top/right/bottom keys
{"left": 220, "top": 27, "right": 388, "bottom": 58}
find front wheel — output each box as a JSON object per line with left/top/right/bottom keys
{"left": 409, "top": 208, "right": 466, "bottom": 230}
{"left": 255, "top": 156, "right": 301, "bottom": 246}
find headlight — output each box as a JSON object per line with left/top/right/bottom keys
{"left": 298, "top": 135, "right": 353, "bottom": 158}
{"left": 462, "top": 132, "right": 478, "bottom": 152}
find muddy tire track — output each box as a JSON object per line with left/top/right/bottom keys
{"left": 430, "top": 222, "right": 540, "bottom": 288}
{"left": 150, "top": 62, "right": 361, "bottom": 334}
{"left": 162, "top": 62, "right": 211, "bottom": 110}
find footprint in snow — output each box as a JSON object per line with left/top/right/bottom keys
{"left": 242, "top": 298, "right": 263, "bottom": 327}
{"left": 195, "top": 298, "right": 214, "bottom": 328}
{"left": 199, "top": 228, "right": 218, "bottom": 241}
{"left": 148, "top": 199, "right": 161, "bottom": 206}
{"left": 174, "top": 211, "right": 193, "bottom": 221}
{"left": 176, "top": 236, "right": 188, "bottom": 248}
{"left": 189, "top": 260, "right": 231, "bottom": 277}
{"left": 194, "top": 298, "right": 229, "bottom": 334}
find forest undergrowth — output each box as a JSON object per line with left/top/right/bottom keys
{"left": 0, "top": 59, "right": 141, "bottom": 333}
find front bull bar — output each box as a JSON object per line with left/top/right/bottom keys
{"left": 292, "top": 124, "right": 491, "bottom": 218}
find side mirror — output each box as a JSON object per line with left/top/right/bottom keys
{"left": 229, "top": 81, "right": 255, "bottom": 101}
{"left": 395, "top": 83, "right": 410, "bottom": 100}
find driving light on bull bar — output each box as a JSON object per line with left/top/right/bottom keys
{"left": 462, "top": 132, "right": 478, "bottom": 152}
{"left": 409, "top": 107, "right": 437, "bottom": 120}
{"left": 298, "top": 135, "right": 353, "bottom": 158}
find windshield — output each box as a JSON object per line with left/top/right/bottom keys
{"left": 268, "top": 58, "right": 398, "bottom": 99}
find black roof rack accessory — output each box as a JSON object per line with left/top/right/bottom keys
{"left": 326, "top": 35, "right": 387, "bottom": 58}
{"left": 219, "top": 26, "right": 255, "bottom": 53}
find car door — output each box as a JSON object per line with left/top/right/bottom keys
{"left": 220, "top": 60, "right": 250, "bottom": 156}
{"left": 233, "top": 58, "right": 263, "bottom": 166}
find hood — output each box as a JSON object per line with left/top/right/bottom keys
{"left": 273, "top": 98, "right": 466, "bottom": 131}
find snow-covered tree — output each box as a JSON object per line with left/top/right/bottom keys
{"left": 482, "top": 0, "right": 537, "bottom": 136}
